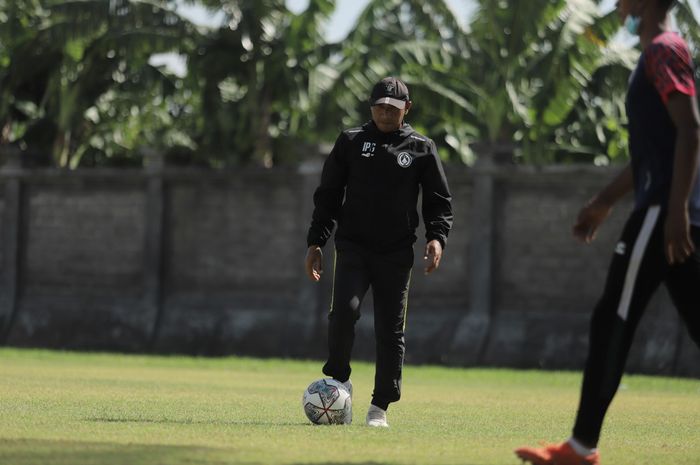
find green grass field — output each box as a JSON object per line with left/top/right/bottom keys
{"left": 0, "top": 349, "right": 698, "bottom": 465}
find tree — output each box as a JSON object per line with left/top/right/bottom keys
{"left": 310, "top": 0, "right": 636, "bottom": 165}
{"left": 184, "top": 0, "right": 334, "bottom": 167}
{"left": 0, "top": 0, "right": 47, "bottom": 147}
{"left": 0, "top": 0, "right": 198, "bottom": 167}
{"left": 414, "top": 0, "right": 637, "bottom": 164}
{"left": 675, "top": 0, "right": 700, "bottom": 55}
{"left": 3, "top": 0, "right": 696, "bottom": 168}
{"left": 312, "top": 0, "right": 469, "bottom": 160}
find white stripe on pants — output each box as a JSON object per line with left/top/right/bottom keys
{"left": 616, "top": 205, "right": 660, "bottom": 321}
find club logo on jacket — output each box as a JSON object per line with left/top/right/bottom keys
{"left": 397, "top": 152, "right": 412, "bottom": 168}
{"left": 361, "top": 141, "right": 376, "bottom": 158}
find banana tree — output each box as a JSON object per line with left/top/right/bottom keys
{"left": 312, "top": 0, "right": 468, "bottom": 156}
{"left": 428, "top": 0, "right": 637, "bottom": 164}
{"left": 674, "top": 0, "right": 700, "bottom": 54}
{"left": 0, "top": 0, "right": 198, "bottom": 167}
{"left": 184, "top": 0, "right": 334, "bottom": 167}
{"left": 315, "top": 0, "right": 636, "bottom": 165}
{"left": 0, "top": 0, "right": 47, "bottom": 146}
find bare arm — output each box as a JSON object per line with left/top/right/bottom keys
{"left": 572, "top": 163, "right": 634, "bottom": 243}
{"left": 664, "top": 92, "right": 700, "bottom": 264}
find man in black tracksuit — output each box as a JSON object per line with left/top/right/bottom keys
{"left": 304, "top": 77, "right": 453, "bottom": 427}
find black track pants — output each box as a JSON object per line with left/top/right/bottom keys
{"left": 322, "top": 244, "right": 413, "bottom": 410}
{"left": 573, "top": 206, "right": 700, "bottom": 446}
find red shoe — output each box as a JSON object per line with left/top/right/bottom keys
{"left": 514, "top": 441, "right": 600, "bottom": 465}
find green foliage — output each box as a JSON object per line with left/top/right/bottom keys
{"left": 1, "top": 349, "right": 699, "bottom": 465}
{"left": 310, "top": 0, "right": 639, "bottom": 165}
{"left": 184, "top": 0, "right": 334, "bottom": 167}
{"left": 0, "top": 0, "right": 198, "bottom": 167}
{"left": 314, "top": 0, "right": 472, "bottom": 159}
{"left": 406, "top": 0, "right": 638, "bottom": 164}
{"left": 675, "top": 0, "right": 700, "bottom": 55}
{"left": 1, "top": 0, "right": 698, "bottom": 167}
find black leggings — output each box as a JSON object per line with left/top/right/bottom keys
{"left": 573, "top": 206, "right": 700, "bottom": 446}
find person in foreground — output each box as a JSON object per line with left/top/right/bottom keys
{"left": 515, "top": 0, "right": 700, "bottom": 464}
{"left": 304, "top": 77, "right": 453, "bottom": 427}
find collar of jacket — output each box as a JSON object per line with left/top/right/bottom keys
{"left": 364, "top": 120, "right": 414, "bottom": 138}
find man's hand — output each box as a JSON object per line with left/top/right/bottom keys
{"left": 664, "top": 208, "right": 695, "bottom": 265}
{"left": 424, "top": 240, "right": 443, "bottom": 275}
{"left": 572, "top": 198, "right": 613, "bottom": 244}
{"left": 305, "top": 245, "right": 323, "bottom": 282}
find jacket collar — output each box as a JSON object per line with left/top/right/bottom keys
{"left": 364, "top": 120, "right": 413, "bottom": 138}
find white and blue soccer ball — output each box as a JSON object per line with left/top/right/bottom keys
{"left": 302, "top": 378, "right": 352, "bottom": 425}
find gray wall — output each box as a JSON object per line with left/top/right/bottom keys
{"left": 0, "top": 151, "right": 697, "bottom": 376}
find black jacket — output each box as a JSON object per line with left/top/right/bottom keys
{"left": 307, "top": 121, "right": 453, "bottom": 252}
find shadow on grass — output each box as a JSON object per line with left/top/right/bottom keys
{"left": 0, "top": 438, "right": 490, "bottom": 465}
{"left": 0, "top": 438, "right": 239, "bottom": 465}
{"left": 85, "top": 416, "right": 307, "bottom": 426}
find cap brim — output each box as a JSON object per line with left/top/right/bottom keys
{"left": 371, "top": 97, "right": 406, "bottom": 109}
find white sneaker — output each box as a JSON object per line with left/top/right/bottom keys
{"left": 365, "top": 404, "right": 389, "bottom": 427}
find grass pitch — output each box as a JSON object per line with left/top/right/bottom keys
{"left": 0, "top": 348, "right": 698, "bottom": 465}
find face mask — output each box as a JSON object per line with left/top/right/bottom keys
{"left": 624, "top": 14, "right": 641, "bottom": 35}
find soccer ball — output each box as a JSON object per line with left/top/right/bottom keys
{"left": 302, "top": 378, "right": 352, "bottom": 425}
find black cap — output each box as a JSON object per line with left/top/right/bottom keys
{"left": 370, "top": 77, "right": 410, "bottom": 109}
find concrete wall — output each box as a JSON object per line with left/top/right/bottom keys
{"left": 0, "top": 150, "right": 697, "bottom": 376}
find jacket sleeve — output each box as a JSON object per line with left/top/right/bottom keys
{"left": 306, "top": 133, "right": 348, "bottom": 247}
{"left": 420, "top": 140, "right": 453, "bottom": 248}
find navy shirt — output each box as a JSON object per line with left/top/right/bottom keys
{"left": 626, "top": 32, "right": 700, "bottom": 225}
